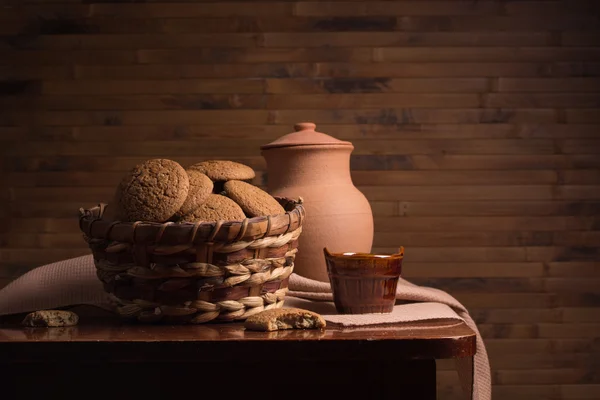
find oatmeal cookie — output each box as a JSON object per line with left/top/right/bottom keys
{"left": 22, "top": 310, "right": 79, "bottom": 327}
{"left": 224, "top": 180, "right": 285, "bottom": 217}
{"left": 244, "top": 308, "right": 326, "bottom": 332}
{"left": 187, "top": 160, "right": 255, "bottom": 182}
{"left": 112, "top": 158, "right": 189, "bottom": 222}
{"left": 174, "top": 169, "right": 213, "bottom": 219}
{"left": 179, "top": 194, "right": 246, "bottom": 223}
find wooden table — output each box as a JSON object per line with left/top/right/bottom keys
{"left": 0, "top": 307, "right": 475, "bottom": 400}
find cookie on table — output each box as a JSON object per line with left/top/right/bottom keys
{"left": 173, "top": 169, "right": 214, "bottom": 219}
{"left": 187, "top": 160, "right": 255, "bottom": 182}
{"left": 112, "top": 158, "right": 189, "bottom": 222}
{"left": 22, "top": 310, "right": 79, "bottom": 327}
{"left": 179, "top": 194, "right": 246, "bottom": 223}
{"left": 224, "top": 180, "right": 285, "bottom": 217}
{"left": 244, "top": 308, "right": 326, "bottom": 332}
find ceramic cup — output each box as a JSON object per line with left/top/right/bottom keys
{"left": 323, "top": 247, "right": 404, "bottom": 314}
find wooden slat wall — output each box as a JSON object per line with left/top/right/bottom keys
{"left": 1, "top": 0, "right": 599, "bottom": 398}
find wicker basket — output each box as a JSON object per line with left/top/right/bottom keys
{"left": 78, "top": 197, "right": 304, "bottom": 324}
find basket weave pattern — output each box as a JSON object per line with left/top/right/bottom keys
{"left": 78, "top": 198, "right": 304, "bottom": 324}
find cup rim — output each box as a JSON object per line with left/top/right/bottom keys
{"left": 323, "top": 247, "right": 405, "bottom": 260}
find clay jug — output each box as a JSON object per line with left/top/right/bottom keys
{"left": 260, "top": 122, "right": 374, "bottom": 282}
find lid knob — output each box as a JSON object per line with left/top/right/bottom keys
{"left": 294, "top": 122, "right": 316, "bottom": 132}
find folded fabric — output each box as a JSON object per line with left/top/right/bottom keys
{"left": 0, "top": 255, "right": 110, "bottom": 317}
{"left": 286, "top": 273, "right": 491, "bottom": 400}
{"left": 284, "top": 296, "right": 464, "bottom": 325}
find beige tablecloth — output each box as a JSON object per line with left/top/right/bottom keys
{"left": 0, "top": 255, "right": 490, "bottom": 400}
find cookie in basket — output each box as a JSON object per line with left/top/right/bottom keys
{"left": 111, "top": 158, "right": 190, "bottom": 222}
{"left": 224, "top": 180, "right": 285, "bottom": 217}
{"left": 180, "top": 193, "right": 246, "bottom": 223}
{"left": 187, "top": 160, "right": 255, "bottom": 182}
{"left": 173, "top": 169, "right": 214, "bottom": 219}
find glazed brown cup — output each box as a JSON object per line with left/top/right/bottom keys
{"left": 323, "top": 247, "right": 404, "bottom": 314}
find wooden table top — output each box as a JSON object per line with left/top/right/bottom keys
{"left": 0, "top": 306, "right": 476, "bottom": 362}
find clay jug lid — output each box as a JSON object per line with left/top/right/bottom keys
{"left": 260, "top": 122, "right": 353, "bottom": 150}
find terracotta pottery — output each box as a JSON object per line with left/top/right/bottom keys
{"left": 323, "top": 247, "right": 404, "bottom": 314}
{"left": 260, "top": 122, "right": 374, "bottom": 282}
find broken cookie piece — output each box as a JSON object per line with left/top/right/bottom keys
{"left": 22, "top": 310, "right": 79, "bottom": 327}
{"left": 244, "top": 307, "right": 326, "bottom": 332}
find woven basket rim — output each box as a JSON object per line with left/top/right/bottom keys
{"left": 79, "top": 196, "right": 305, "bottom": 246}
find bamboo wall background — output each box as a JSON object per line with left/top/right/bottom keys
{"left": 1, "top": 0, "right": 599, "bottom": 398}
